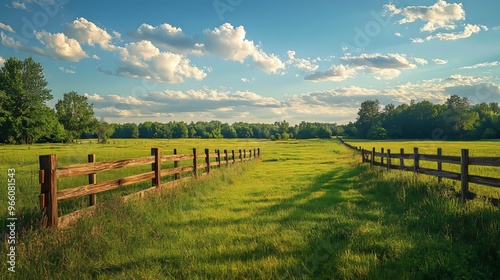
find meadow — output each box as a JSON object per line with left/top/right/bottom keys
{"left": 0, "top": 139, "right": 499, "bottom": 279}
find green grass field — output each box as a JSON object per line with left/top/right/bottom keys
{"left": 1, "top": 139, "right": 499, "bottom": 279}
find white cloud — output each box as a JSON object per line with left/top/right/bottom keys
{"left": 130, "top": 23, "right": 201, "bottom": 55}
{"left": 0, "top": 22, "right": 15, "bottom": 33}
{"left": 413, "top": 57, "right": 429, "bottom": 65}
{"left": 395, "top": 32, "right": 402, "bottom": 37}
{"left": 426, "top": 24, "right": 487, "bottom": 41}
{"left": 304, "top": 65, "right": 356, "bottom": 82}
{"left": 433, "top": 58, "right": 448, "bottom": 64}
{"left": 341, "top": 53, "right": 417, "bottom": 79}
{"left": 59, "top": 66, "right": 75, "bottom": 74}
{"left": 202, "top": 23, "right": 285, "bottom": 73}
{"left": 64, "top": 18, "right": 114, "bottom": 49}
{"left": 104, "top": 40, "right": 206, "bottom": 83}
{"left": 384, "top": 0, "right": 465, "bottom": 32}
{"left": 459, "top": 61, "right": 500, "bottom": 70}
{"left": 286, "top": 50, "right": 319, "bottom": 72}
{"left": 1, "top": 32, "right": 45, "bottom": 57}
{"left": 35, "top": 31, "right": 89, "bottom": 62}
{"left": 410, "top": 38, "right": 425, "bottom": 43}
{"left": 0, "top": 56, "right": 5, "bottom": 67}
{"left": 11, "top": 1, "right": 27, "bottom": 9}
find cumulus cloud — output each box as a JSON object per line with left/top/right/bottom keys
{"left": 102, "top": 40, "right": 206, "bottom": 83}
{"left": 286, "top": 50, "right": 319, "bottom": 72}
{"left": 0, "top": 56, "right": 5, "bottom": 66}
{"left": 64, "top": 17, "right": 114, "bottom": 49}
{"left": 384, "top": 0, "right": 465, "bottom": 32}
{"left": 459, "top": 61, "right": 500, "bottom": 70}
{"left": 130, "top": 23, "right": 201, "bottom": 55}
{"left": 0, "top": 22, "right": 15, "bottom": 33}
{"left": 410, "top": 38, "right": 425, "bottom": 44}
{"left": 304, "top": 65, "right": 356, "bottom": 82}
{"left": 433, "top": 58, "right": 448, "bottom": 64}
{"left": 413, "top": 57, "right": 429, "bottom": 65}
{"left": 35, "top": 31, "right": 89, "bottom": 61}
{"left": 203, "top": 23, "right": 284, "bottom": 73}
{"left": 426, "top": 24, "right": 487, "bottom": 41}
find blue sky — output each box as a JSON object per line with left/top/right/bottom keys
{"left": 0, "top": 0, "right": 499, "bottom": 124}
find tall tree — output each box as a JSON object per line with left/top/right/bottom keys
{"left": 55, "top": 91, "right": 97, "bottom": 142}
{"left": 355, "top": 100, "right": 380, "bottom": 138}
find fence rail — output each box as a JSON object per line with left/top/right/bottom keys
{"left": 39, "top": 147, "right": 260, "bottom": 228}
{"left": 338, "top": 138, "right": 500, "bottom": 202}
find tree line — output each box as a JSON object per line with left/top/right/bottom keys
{"left": 342, "top": 97, "right": 500, "bottom": 140}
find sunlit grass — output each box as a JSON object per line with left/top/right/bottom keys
{"left": 0, "top": 139, "right": 498, "bottom": 279}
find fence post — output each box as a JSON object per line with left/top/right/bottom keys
{"left": 371, "top": 147, "right": 375, "bottom": 168}
{"left": 151, "top": 148, "right": 161, "bottom": 187}
{"left": 217, "top": 149, "right": 221, "bottom": 167}
{"left": 193, "top": 148, "right": 198, "bottom": 179}
{"left": 437, "top": 148, "right": 442, "bottom": 183}
{"left": 387, "top": 149, "right": 391, "bottom": 172}
{"left": 205, "top": 148, "right": 210, "bottom": 174}
{"left": 399, "top": 148, "right": 404, "bottom": 171}
{"left": 239, "top": 149, "right": 243, "bottom": 162}
{"left": 232, "top": 150, "right": 236, "bottom": 163}
{"left": 174, "top": 149, "right": 180, "bottom": 180}
{"left": 224, "top": 150, "right": 229, "bottom": 167}
{"left": 254, "top": 149, "right": 256, "bottom": 159}
{"left": 461, "top": 149, "right": 469, "bottom": 202}
{"left": 88, "top": 154, "right": 97, "bottom": 206}
{"left": 244, "top": 149, "right": 246, "bottom": 160}
{"left": 258, "top": 148, "right": 260, "bottom": 157}
{"left": 413, "top": 147, "right": 419, "bottom": 176}
{"left": 361, "top": 149, "right": 365, "bottom": 163}
{"left": 39, "top": 154, "right": 58, "bottom": 227}
{"left": 381, "top": 148, "right": 385, "bottom": 165}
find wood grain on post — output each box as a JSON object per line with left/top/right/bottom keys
{"left": 88, "top": 154, "right": 97, "bottom": 206}
{"left": 39, "top": 154, "right": 58, "bottom": 227}
{"left": 437, "top": 148, "right": 442, "bottom": 183}
{"left": 414, "top": 148, "right": 419, "bottom": 176}
{"left": 224, "top": 150, "right": 229, "bottom": 167}
{"left": 151, "top": 148, "right": 161, "bottom": 187}
{"left": 174, "top": 149, "right": 180, "bottom": 180}
{"left": 192, "top": 148, "right": 198, "bottom": 179}
{"left": 239, "top": 149, "right": 242, "bottom": 162}
{"left": 461, "top": 149, "right": 469, "bottom": 202}
{"left": 381, "top": 148, "right": 385, "bottom": 165}
{"left": 217, "top": 149, "right": 221, "bottom": 167}
{"left": 244, "top": 149, "right": 246, "bottom": 160}
{"left": 205, "top": 149, "right": 210, "bottom": 173}
{"left": 232, "top": 150, "right": 236, "bottom": 164}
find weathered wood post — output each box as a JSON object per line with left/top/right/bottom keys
{"left": 413, "top": 147, "right": 419, "bottom": 176}
{"left": 232, "top": 150, "right": 236, "bottom": 163}
{"left": 381, "top": 148, "right": 385, "bottom": 165}
{"left": 88, "top": 154, "right": 97, "bottom": 206}
{"left": 371, "top": 148, "right": 375, "bottom": 168}
{"left": 437, "top": 148, "right": 442, "bottom": 183}
{"left": 192, "top": 148, "right": 198, "bottom": 179}
{"left": 244, "top": 149, "right": 246, "bottom": 160}
{"left": 224, "top": 150, "right": 229, "bottom": 167}
{"left": 174, "top": 149, "right": 180, "bottom": 180}
{"left": 205, "top": 148, "right": 210, "bottom": 173}
{"left": 399, "top": 148, "right": 404, "bottom": 171}
{"left": 151, "top": 148, "right": 161, "bottom": 187}
{"left": 461, "top": 149, "right": 469, "bottom": 202}
{"left": 39, "top": 154, "right": 58, "bottom": 227}
{"left": 239, "top": 149, "right": 243, "bottom": 162}
{"left": 387, "top": 149, "right": 391, "bottom": 172}
{"left": 217, "top": 149, "right": 221, "bottom": 167}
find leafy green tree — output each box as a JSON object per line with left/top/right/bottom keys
{"left": 171, "top": 122, "right": 188, "bottom": 138}
{"left": 355, "top": 100, "right": 380, "bottom": 138}
{"left": 96, "top": 118, "right": 115, "bottom": 143}
{"left": 0, "top": 57, "right": 54, "bottom": 143}
{"left": 55, "top": 91, "right": 96, "bottom": 142}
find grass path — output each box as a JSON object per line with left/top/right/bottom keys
{"left": 3, "top": 140, "right": 500, "bottom": 279}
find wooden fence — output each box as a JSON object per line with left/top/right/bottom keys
{"left": 338, "top": 138, "right": 500, "bottom": 202}
{"left": 39, "top": 147, "right": 260, "bottom": 228}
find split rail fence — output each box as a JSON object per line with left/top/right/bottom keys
{"left": 39, "top": 147, "right": 260, "bottom": 228}
{"left": 338, "top": 138, "right": 500, "bottom": 202}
